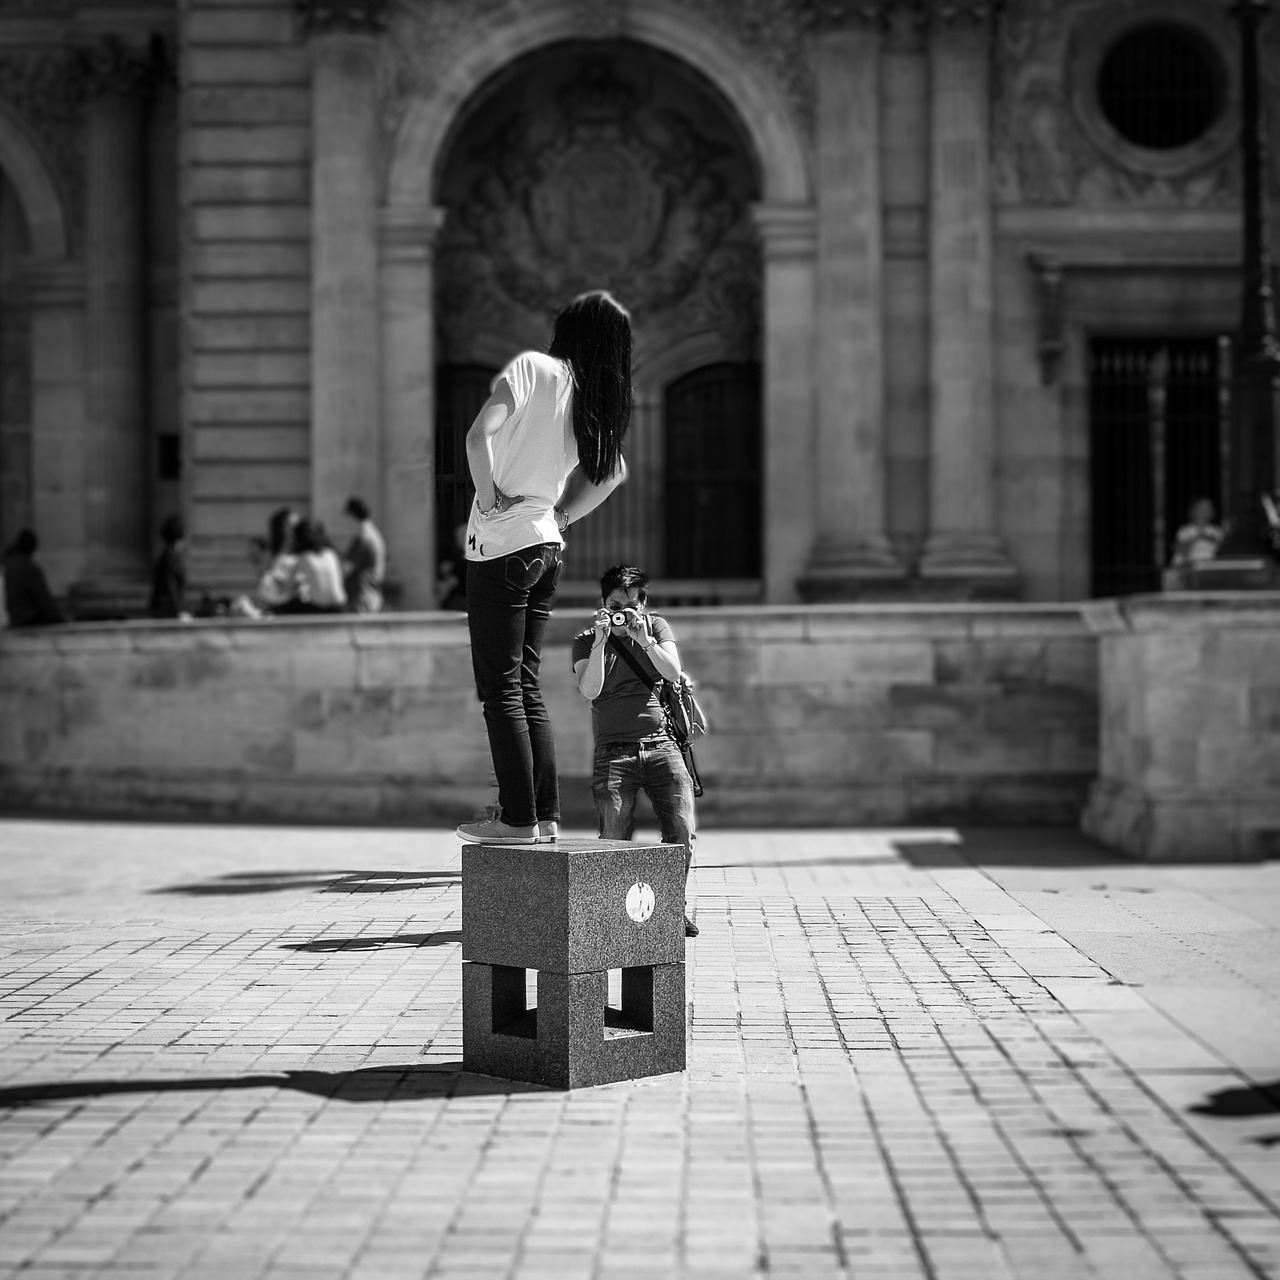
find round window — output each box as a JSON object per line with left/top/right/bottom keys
{"left": 1097, "top": 23, "right": 1225, "bottom": 151}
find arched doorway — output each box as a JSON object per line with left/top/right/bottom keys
{"left": 431, "top": 42, "right": 763, "bottom": 591}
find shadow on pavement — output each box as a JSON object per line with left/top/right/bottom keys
{"left": 697, "top": 855, "right": 905, "bottom": 870}
{"left": 0, "top": 1064, "right": 543, "bottom": 1107}
{"left": 282, "top": 930, "right": 462, "bottom": 952}
{"left": 1189, "top": 1078, "right": 1280, "bottom": 1118}
{"left": 895, "top": 828, "right": 1132, "bottom": 870}
{"left": 152, "top": 870, "right": 460, "bottom": 896}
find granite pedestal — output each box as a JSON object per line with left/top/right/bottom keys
{"left": 461, "top": 838, "right": 686, "bottom": 1089}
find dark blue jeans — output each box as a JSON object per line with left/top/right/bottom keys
{"left": 466, "top": 543, "right": 562, "bottom": 828}
{"left": 592, "top": 734, "right": 696, "bottom": 878}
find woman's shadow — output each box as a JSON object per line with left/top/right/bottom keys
{"left": 0, "top": 1063, "right": 545, "bottom": 1107}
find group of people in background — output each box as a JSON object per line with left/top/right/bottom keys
{"left": 1, "top": 496, "right": 386, "bottom": 627}
{"left": 232, "top": 496, "right": 386, "bottom": 619}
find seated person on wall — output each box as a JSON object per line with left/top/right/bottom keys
{"left": 149, "top": 514, "right": 191, "bottom": 621}
{"left": 231, "top": 506, "right": 300, "bottom": 618}
{"left": 572, "top": 564, "right": 699, "bottom": 938}
{"left": 2, "top": 529, "right": 63, "bottom": 628}
{"left": 278, "top": 519, "right": 348, "bottom": 615}
{"left": 342, "top": 496, "right": 387, "bottom": 614}
{"left": 1164, "top": 497, "right": 1225, "bottom": 590}
{"left": 436, "top": 521, "right": 469, "bottom": 612}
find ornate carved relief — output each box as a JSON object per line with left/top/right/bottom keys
{"left": 0, "top": 50, "right": 84, "bottom": 243}
{"left": 918, "top": 0, "right": 998, "bottom": 26}
{"left": 75, "top": 35, "right": 156, "bottom": 99}
{"left": 569, "top": 0, "right": 626, "bottom": 39}
{"left": 993, "top": 0, "right": 1241, "bottom": 209}
{"left": 297, "top": 0, "right": 389, "bottom": 37}
{"left": 380, "top": 0, "right": 817, "bottom": 147}
{"left": 436, "top": 57, "right": 760, "bottom": 364}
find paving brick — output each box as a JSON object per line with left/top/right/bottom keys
{"left": 0, "top": 823, "right": 1278, "bottom": 1277}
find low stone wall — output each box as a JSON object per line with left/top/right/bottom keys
{"left": 1082, "top": 593, "right": 1280, "bottom": 861}
{"left": 0, "top": 605, "right": 1097, "bottom": 826}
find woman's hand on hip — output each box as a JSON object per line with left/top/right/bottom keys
{"left": 477, "top": 484, "right": 525, "bottom": 516}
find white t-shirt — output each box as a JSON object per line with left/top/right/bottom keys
{"left": 465, "top": 351, "right": 577, "bottom": 561}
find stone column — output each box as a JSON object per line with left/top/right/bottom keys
{"left": 301, "top": 0, "right": 385, "bottom": 528}
{"left": 752, "top": 204, "right": 818, "bottom": 604}
{"left": 918, "top": 2, "right": 1020, "bottom": 597}
{"left": 379, "top": 205, "right": 445, "bottom": 611}
{"left": 25, "top": 261, "right": 87, "bottom": 591}
{"left": 78, "top": 37, "right": 151, "bottom": 589}
{"left": 799, "top": 10, "right": 905, "bottom": 601}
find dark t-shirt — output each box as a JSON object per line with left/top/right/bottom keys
{"left": 571, "top": 615, "right": 676, "bottom": 745}
{"left": 149, "top": 546, "right": 187, "bottom": 618}
{"left": 3, "top": 552, "right": 62, "bottom": 627}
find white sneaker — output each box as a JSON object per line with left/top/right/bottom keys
{"left": 455, "top": 816, "right": 538, "bottom": 845}
{"left": 537, "top": 821, "right": 559, "bottom": 844}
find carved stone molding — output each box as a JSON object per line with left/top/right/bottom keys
{"left": 570, "top": 0, "right": 625, "bottom": 39}
{"left": 922, "top": 0, "right": 1000, "bottom": 25}
{"left": 1027, "top": 253, "right": 1064, "bottom": 385}
{"left": 24, "top": 259, "right": 85, "bottom": 310}
{"left": 297, "top": 0, "right": 389, "bottom": 38}
{"left": 381, "top": 0, "right": 818, "bottom": 147}
{"left": 993, "top": 0, "right": 1241, "bottom": 210}
{"left": 752, "top": 203, "right": 817, "bottom": 258}
{"left": 379, "top": 203, "right": 447, "bottom": 256}
{"left": 680, "top": 0, "right": 814, "bottom": 125}
{"left": 0, "top": 50, "right": 85, "bottom": 242}
{"left": 74, "top": 35, "right": 155, "bottom": 99}
{"left": 802, "top": 0, "right": 896, "bottom": 32}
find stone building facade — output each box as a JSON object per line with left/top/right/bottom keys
{"left": 0, "top": 0, "right": 1277, "bottom": 609}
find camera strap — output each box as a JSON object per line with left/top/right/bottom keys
{"left": 607, "top": 635, "right": 704, "bottom": 798}
{"left": 607, "top": 633, "right": 660, "bottom": 691}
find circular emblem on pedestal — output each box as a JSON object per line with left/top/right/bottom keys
{"left": 625, "top": 880, "right": 655, "bottom": 924}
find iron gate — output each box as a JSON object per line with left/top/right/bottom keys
{"left": 1088, "top": 336, "right": 1229, "bottom": 597}
{"left": 435, "top": 363, "right": 497, "bottom": 564}
{"left": 663, "top": 362, "right": 762, "bottom": 579}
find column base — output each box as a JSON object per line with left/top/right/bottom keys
{"left": 797, "top": 536, "right": 909, "bottom": 602}
{"left": 1082, "top": 777, "right": 1278, "bottom": 863}
{"left": 916, "top": 534, "right": 1022, "bottom": 601}
{"left": 1184, "top": 558, "right": 1280, "bottom": 591}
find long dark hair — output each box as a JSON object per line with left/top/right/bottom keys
{"left": 548, "top": 290, "right": 632, "bottom": 485}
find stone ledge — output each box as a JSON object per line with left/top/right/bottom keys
{"left": 1085, "top": 592, "right": 1280, "bottom": 634}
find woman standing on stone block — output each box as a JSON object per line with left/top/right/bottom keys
{"left": 456, "top": 291, "right": 632, "bottom": 846}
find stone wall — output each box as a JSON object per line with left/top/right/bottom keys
{"left": 182, "top": 0, "right": 313, "bottom": 590}
{"left": 1082, "top": 594, "right": 1280, "bottom": 861}
{"left": 0, "top": 606, "right": 1096, "bottom": 826}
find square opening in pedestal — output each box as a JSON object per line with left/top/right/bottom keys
{"left": 604, "top": 966, "right": 655, "bottom": 1040}
{"left": 491, "top": 964, "right": 538, "bottom": 1039}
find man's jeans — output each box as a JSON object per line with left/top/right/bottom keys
{"left": 592, "top": 734, "right": 696, "bottom": 876}
{"left": 467, "top": 543, "right": 562, "bottom": 829}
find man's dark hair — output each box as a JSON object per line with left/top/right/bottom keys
{"left": 344, "top": 496, "right": 370, "bottom": 521}
{"left": 293, "top": 518, "right": 322, "bottom": 555}
{"left": 12, "top": 528, "right": 36, "bottom": 556}
{"left": 599, "top": 564, "right": 648, "bottom": 604}
{"left": 267, "top": 507, "right": 297, "bottom": 557}
{"left": 160, "top": 514, "right": 185, "bottom": 546}
{"left": 548, "top": 291, "right": 632, "bottom": 486}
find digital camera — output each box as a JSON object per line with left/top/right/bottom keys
{"left": 609, "top": 608, "right": 640, "bottom": 629}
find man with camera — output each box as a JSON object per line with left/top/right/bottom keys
{"left": 572, "top": 564, "right": 699, "bottom": 937}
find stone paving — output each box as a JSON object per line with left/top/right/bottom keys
{"left": 0, "top": 820, "right": 1278, "bottom": 1280}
